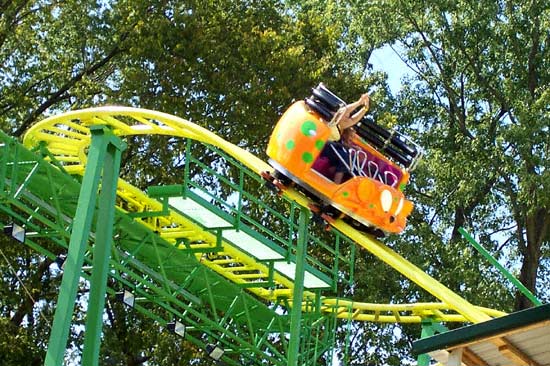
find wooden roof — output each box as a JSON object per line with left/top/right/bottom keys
{"left": 412, "top": 303, "right": 550, "bottom": 366}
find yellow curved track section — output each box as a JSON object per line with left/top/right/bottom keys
{"left": 23, "top": 106, "right": 504, "bottom": 324}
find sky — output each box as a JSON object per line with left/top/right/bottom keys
{"left": 369, "top": 44, "right": 412, "bottom": 94}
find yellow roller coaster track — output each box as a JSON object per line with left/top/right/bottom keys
{"left": 23, "top": 106, "right": 505, "bottom": 324}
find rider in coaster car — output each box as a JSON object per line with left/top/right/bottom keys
{"left": 319, "top": 92, "right": 370, "bottom": 184}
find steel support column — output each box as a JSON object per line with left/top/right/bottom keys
{"left": 44, "top": 126, "right": 125, "bottom": 366}
{"left": 287, "top": 206, "right": 309, "bottom": 366}
{"left": 417, "top": 319, "right": 435, "bottom": 366}
{"left": 417, "top": 318, "right": 448, "bottom": 366}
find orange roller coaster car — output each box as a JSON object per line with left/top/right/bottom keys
{"left": 266, "top": 84, "right": 422, "bottom": 235}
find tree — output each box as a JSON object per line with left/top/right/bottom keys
{"left": 352, "top": 0, "right": 549, "bottom": 312}
{"left": 0, "top": 0, "right": 137, "bottom": 135}
{"left": 319, "top": 0, "right": 549, "bottom": 363}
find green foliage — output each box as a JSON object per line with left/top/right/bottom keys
{"left": 0, "top": 0, "right": 132, "bottom": 135}
{"left": 0, "top": 235, "right": 55, "bottom": 365}
{"left": 98, "top": 299, "right": 203, "bottom": 365}
{"left": 362, "top": 0, "right": 550, "bottom": 311}
{"left": 0, "top": 317, "right": 44, "bottom": 366}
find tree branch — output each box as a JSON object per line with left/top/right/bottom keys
{"left": 13, "top": 27, "right": 133, "bottom": 137}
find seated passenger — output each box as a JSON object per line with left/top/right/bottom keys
{"left": 341, "top": 128, "right": 403, "bottom": 187}
{"left": 342, "top": 127, "right": 367, "bottom": 175}
{"left": 318, "top": 92, "right": 370, "bottom": 184}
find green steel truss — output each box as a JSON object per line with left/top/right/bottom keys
{"left": 0, "top": 129, "right": 355, "bottom": 366}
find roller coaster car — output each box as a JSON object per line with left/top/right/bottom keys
{"left": 266, "top": 83, "right": 422, "bottom": 234}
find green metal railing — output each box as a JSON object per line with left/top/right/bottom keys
{"left": 0, "top": 130, "right": 350, "bottom": 366}
{"left": 182, "top": 139, "right": 356, "bottom": 291}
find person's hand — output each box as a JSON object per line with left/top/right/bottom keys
{"left": 360, "top": 93, "right": 370, "bottom": 109}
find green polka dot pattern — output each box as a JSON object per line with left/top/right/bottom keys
{"left": 315, "top": 139, "right": 325, "bottom": 150}
{"left": 302, "top": 151, "right": 313, "bottom": 163}
{"left": 301, "top": 120, "right": 317, "bottom": 136}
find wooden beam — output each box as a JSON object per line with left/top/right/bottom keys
{"left": 497, "top": 340, "right": 540, "bottom": 366}
{"left": 444, "top": 321, "right": 547, "bottom": 366}
{"left": 448, "top": 348, "right": 464, "bottom": 366}
{"left": 494, "top": 319, "right": 550, "bottom": 339}
{"left": 462, "top": 347, "right": 487, "bottom": 366}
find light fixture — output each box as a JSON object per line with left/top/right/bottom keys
{"left": 3, "top": 223, "right": 26, "bottom": 243}
{"left": 166, "top": 320, "right": 186, "bottom": 338}
{"left": 115, "top": 290, "right": 135, "bottom": 308}
{"left": 206, "top": 343, "right": 224, "bottom": 361}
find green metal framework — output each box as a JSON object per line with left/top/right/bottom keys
{"left": 0, "top": 129, "right": 357, "bottom": 366}
{"left": 178, "top": 139, "right": 355, "bottom": 291}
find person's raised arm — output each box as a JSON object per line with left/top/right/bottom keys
{"left": 338, "top": 93, "right": 370, "bottom": 130}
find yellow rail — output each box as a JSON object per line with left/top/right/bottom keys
{"left": 320, "top": 299, "right": 505, "bottom": 323}
{"left": 24, "top": 106, "right": 504, "bottom": 324}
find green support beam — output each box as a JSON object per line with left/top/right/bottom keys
{"left": 417, "top": 319, "right": 449, "bottom": 366}
{"left": 45, "top": 126, "right": 125, "bottom": 366}
{"left": 458, "top": 227, "right": 542, "bottom": 307}
{"left": 287, "top": 206, "right": 310, "bottom": 366}
{"left": 82, "top": 128, "right": 126, "bottom": 365}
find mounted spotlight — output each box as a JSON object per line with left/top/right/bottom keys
{"left": 206, "top": 343, "right": 224, "bottom": 361}
{"left": 166, "top": 320, "right": 186, "bottom": 338}
{"left": 115, "top": 289, "right": 135, "bottom": 308}
{"left": 3, "top": 223, "right": 25, "bottom": 243}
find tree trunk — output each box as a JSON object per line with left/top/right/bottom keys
{"left": 515, "top": 208, "right": 549, "bottom": 310}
